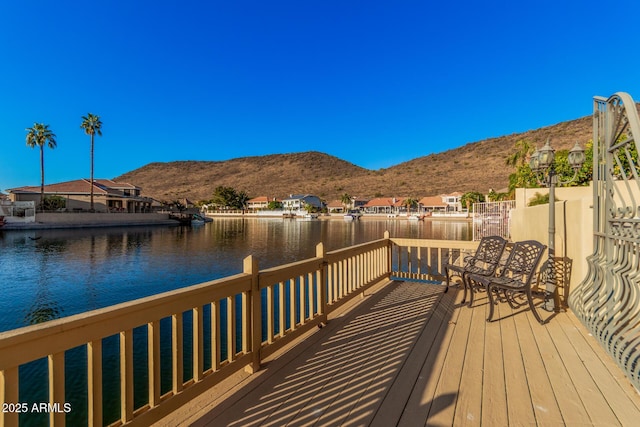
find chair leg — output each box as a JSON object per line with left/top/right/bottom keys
{"left": 460, "top": 273, "right": 468, "bottom": 304}
{"left": 467, "top": 279, "right": 475, "bottom": 308}
{"left": 444, "top": 267, "right": 451, "bottom": 294}
{"left": 527, "top": 290, "right": 545, "bottom": 325}
{"left": 487, "top": 284, "right": 496, "bottom": 322}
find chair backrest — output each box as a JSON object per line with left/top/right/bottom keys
{"left": 499, "top": 240, "right": 547, "bottom": 285}
{"left": 469, "top": 235, "right": 508, "bottom": 271}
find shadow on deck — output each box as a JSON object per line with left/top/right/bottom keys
{"left": 159, "top": 281, "right": 640, "bottom": 426}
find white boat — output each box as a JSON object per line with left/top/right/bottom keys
{"left": 408, "top": 214, "right": 424, "bottom": 221}
{"left": 344, "top": 210, "right": 362, "bottom": 220}
{"left": 297, "top": 213, "right": 319, "bottom": 221}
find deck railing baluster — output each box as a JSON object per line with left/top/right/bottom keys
{"left": 120, "top": 329, "right": 133, "bottom": 423}
{"left": 48, "top": 352, "right": 65, "bottom": 426}
{"left": 227, "top": 296, "right": 236, "bottom": 360}
{"left": 193, "top": 307, "right": 204, "bottom": 382}
{"left": 172, "top": 314, "right": 183, "bottom": 393}
{"left": 266, "top": 285, "right": 274, "bottom": 343}
{"left": 87, "top": 339, "right": 103, "bottom": 426}
{"left": 0, "top": 367, "right": 19, "bottom": 427}
{"left": 147, "top": 322, "right": 160, "bottom": 408}
{"left": 300, "top": 274, "right": 306, "bottom": 324}
{"left": 211, "top": 301, "right": 220, "bottom": 371}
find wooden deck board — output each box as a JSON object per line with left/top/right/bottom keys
{"left": 559, "top": 310, "right": 640, "bottom": 425}
{"left": 544, "top": 314, "right": 622, "bottom": 426}
{"left": 160, "top": 281, "right": 640, "bottom": 427}
{"left": 513, "top": 301, "right": 564, "bottom": 425}
{"left": 395, "top": 286, "right": 461, "bottom": 426}
{"left": 481, "top": 301, "right": 508, "bottom": 427}
{"left": 452, "top": 297, "right": 486, "bottom": 426}
{"left": 525, "top": 306, "right": 592, "bottom": 426}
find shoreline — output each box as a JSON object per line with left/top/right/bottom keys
{"left": 0, "top": 212, "right": 179, "bottom": 231}
{"left": 0, "top": 212, "right": 472, "bottom": 231}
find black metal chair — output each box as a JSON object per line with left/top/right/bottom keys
{"left": 444, "top": 235, "right": 508, "bottom": 305}
{"left": 467, "top": 240, "right": 547, "bottom": 324}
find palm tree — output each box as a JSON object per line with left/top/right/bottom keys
{"left": 340, "top": 193, "right": 352, "bottom": 211}
{"left": 402, "top": 197, "right": 418, "bottom": 214}
{"left": 25, "top": 123, "right": 57, "bottom": 210}
{"left": 80, "top": 113, "right": 103, "bottom": 211}
{"left": 460, "top": 191, "right": 485, "bottom": 213}
{"left": 506, "top": 139, "right": 534, "bottom": 168}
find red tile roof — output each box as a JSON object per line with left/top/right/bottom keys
{"left": 363, "top": 197, "right": 407, "bottom": 207}
{"left": 419, "top": 196, "right": 447, "bottom": 207}
{"left": 248, "top": 196, "right": 270, "bottom": 203}
{"left": 326, "top": 200, "right": 344, "bottom": 208}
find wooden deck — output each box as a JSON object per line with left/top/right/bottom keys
{"left": 158, "top": 281, "right": 640, "bottom": 426}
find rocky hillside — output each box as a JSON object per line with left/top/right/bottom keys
{"left": 116, "top": 115, "right": 594, "bottom": 202}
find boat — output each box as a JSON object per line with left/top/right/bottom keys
{"left": 191, "top": 214, "right": 213, "bottom": 224}
{"left": 344, "top": 209, "right": 363, "bottom": 220}
{"left": 297, "top": 213, "right": 319, "bottom": 221}
{"left": 408, "top": 214, "right": 425, "bottom": 221}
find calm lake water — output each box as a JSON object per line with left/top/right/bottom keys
{"left": 0, "top": 217, "right": 471, "bottom": 425}
{"left": 0, "top": 217, "right": 471, "bottom": 333}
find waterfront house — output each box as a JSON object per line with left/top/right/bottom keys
{"left": 281, "top": 194, "right": 323, "bottom": 212}
{"left": 327, "top": 197, "right": 368, "bottom": 214}
{"left": 443, "top": 191, "right": 463, "bottom": 211}
{"left": 418, "top": 195, "right": 448, "bottom": 213}
{"left": 363, "top": 197, "right": 405, "bottom": 214}
{"left": 7, "top": 179, "right": 154, "bottom": 213}
{"left": 247, "top": 196, "right": 278, "bottom": 210}
{"left": 326, "top": 200, "right": 345, "bottom": 213}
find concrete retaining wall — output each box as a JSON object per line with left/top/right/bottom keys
{"left": 16, "top": 212, "right": 176, "bottom": 229}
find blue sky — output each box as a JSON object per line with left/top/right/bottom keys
{"left": 2, "top": 0, "right": 640, "bottom": 192}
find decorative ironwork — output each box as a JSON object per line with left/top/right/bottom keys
{"left": 469, "top": 240, "right": 547, "bottom": 324}
{"left": 569, "top": 92, "right": 640, "bottom": 390}
{"left": 472, "top": 200, "right": 515, "bottom": 241}
{"left": 444, "top": 235, "right": 508, "bottom": 303}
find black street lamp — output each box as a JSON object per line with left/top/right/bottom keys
{"left": 529, "top": 139, "right": 586, "bottom": 311}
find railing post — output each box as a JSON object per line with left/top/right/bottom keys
{"left": 244, "top": 255, "right": 261, "bottom": 374}
{"left": 316, "top": 243, "right": 328, "bottom": 322}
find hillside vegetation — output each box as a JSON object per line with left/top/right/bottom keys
{"left": 116, "top": 116, "right": 593, "bottom": 202}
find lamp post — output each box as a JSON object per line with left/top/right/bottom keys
{"left": 529, "top": 139, "right": 585, "bottom": 312}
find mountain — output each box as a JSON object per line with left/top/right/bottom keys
{"left": 115, "top": 115, "right": 593, "bottom": 202}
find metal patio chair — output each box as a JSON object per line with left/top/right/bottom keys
{"left": 467, "top": 240, "right": 547, "bottom": 324}
{"left": 444, "top": 235, "right": 508, "bottom": 305}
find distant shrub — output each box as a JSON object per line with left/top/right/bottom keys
{"left": 528, "top": 192, "right": 557, "bottom": 206}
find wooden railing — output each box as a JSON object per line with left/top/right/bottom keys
{"left": 390, "top": 237, "right": 478, "bottom": 282}
{"left": 0, "top": 235, "right": 476, "bottom": 426}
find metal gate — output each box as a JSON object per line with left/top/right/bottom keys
{"left": 569, "top": 92, "right": 640, "bottom": 390}
{"left": 472, "top": 200, "right": 515, "bottom": 241}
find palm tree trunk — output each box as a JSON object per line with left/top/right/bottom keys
{"left": 40, "top": 146, "right": 45, "bottom": 211}
{"left": 90, "top": 134, "right": 94, "bottom": 211}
